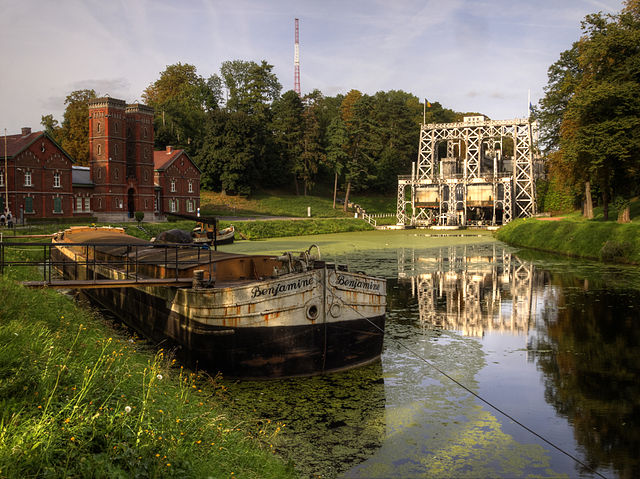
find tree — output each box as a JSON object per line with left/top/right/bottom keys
{"left": 58, "top": 89, "right": 96, "bottom": 166}
{"left": 143, "top": 63, "right": 220, "bottom": 156}
{"left": 538, "top": 1, "right": 640, "bottom": 220}
{"left": 298, "top": 92, "right": 325, "bottom": 195}
{"left": 271, "top": 91, "right": 304, "bottom": 192}
{"left": 40, "top": 114, "right": 60, "bottom": 140}
{"left": 325, "top": 117, "right": 349, "bottom": 208}
{"left": 219, "top": 60, "right": 281, "bottom": 115}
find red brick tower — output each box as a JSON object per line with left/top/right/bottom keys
{"left": 125, "top": 103, "right": 155, "bottom": 216}
{"left": 89, "top": 97, "right": 128, "bottom": 218}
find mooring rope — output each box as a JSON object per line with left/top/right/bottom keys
{"left": 346, "top": 303, "right": 609, "bottom": 479}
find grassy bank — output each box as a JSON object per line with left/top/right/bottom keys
{"left": 0, "top": 256, "right": 294, "bottom": 477}
{"left": 199, "top": 190, "right": 396, "bottom": 218}
{"left": 495, "top": 217, "right": 640, "bottom": 263}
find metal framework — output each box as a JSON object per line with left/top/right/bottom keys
{"left": 294, "top": 18, "right": 301, "bottom": 96}
{"left": 397, "top": 116, "right": 538, "bottom": 226}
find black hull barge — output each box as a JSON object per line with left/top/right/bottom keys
{"left": 52, "top": 227, "right": 386, "bottom": 378}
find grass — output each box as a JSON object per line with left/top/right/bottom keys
{"left": 0, "top": 241, "right": 295, "bottom": 477}
{"left": 495, "top": 217, "right": 640, "bottom": 264}
{"left": 199, "top": 190, "right": 397, "bottom": 218}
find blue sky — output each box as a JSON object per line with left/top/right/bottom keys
{"left": 0, "top": 0, "right": 624, "bottom": 132}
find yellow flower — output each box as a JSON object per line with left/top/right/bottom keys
{"left": 70, "top": 437, "right": 75, "bottom": 441}
{"left": 166, "top": 463, "right": 171, "bottom": 467}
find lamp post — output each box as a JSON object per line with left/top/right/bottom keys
{"left": 4, "top": 128, "right": 8, "bottom": 214}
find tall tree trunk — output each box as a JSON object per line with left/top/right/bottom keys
{"left": 584, "top": 181, "right": 594, "bottom": 219}
{"left": 294, "top": 176, "right": 299, "bottom": 196}
{"left": 332, "top": 172, "right": 338, "bottom": 209}
{"left": 618, "top": 205, "right": 631, "bottom": 223}
{"left": 602, "top": 189, "right": 609, "bottom": 221}
{"left": 343, "top": 182, "right": 351, "bottom": 212}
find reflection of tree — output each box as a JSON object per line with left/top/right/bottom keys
{"left": 531, "top": 279, "right": 640, "bottom": 478}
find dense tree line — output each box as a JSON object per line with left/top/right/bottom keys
{"left": 537, "top": 0, "right": 640, "bottom": 221}
{"left": 43, "top": 61, "right": 462, "bottom": 201}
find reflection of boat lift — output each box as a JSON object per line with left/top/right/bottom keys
{"left": 399, "top": 246, "right": 535, "bottom": 336}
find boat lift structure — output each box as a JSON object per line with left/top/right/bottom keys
{"left": 397, "top": 115, "right": 539, "bottom": 227}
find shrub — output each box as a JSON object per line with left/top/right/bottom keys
{"left": 134, "top": 211, "right": 144, "bottom": 223}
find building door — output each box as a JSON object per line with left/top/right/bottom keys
{"left": 128, "top": 188, "right": 135, "bottom": 218}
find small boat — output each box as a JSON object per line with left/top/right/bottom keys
{"left": 51, "top": 226, "right": 386, "bottom": 378}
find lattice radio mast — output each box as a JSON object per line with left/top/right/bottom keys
{"left": 294, "top": 18, "right": 301, "bottom": 96}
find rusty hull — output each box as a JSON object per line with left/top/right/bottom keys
{"left": 52, "top": 227, "right": 386, "bottom": 378}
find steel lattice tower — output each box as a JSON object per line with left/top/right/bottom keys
{"left": 294, "top": 18, "right": 301, "bottom": 96}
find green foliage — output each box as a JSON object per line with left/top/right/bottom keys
{"left": 538, "top": 2, "right": 640, "bottom": 215}
{"left": 231, "top": 219, "right": 374, "bottom": 240}
{"left": 45, "top": 89, "right": 96, "bottom": 166}
{"left": 0, "top": 276, "right": 294, "bottom": 478}
{"left": 536, "top": 178, "right": 578, "bottom": 213}
{"left": 134, "top": 211, "right": 144, "bottom": 223}
{"left": 143, "top": 63, "right": 219, "bottom": 156}
{"left": 219, "top": 60, "right": 282, "bottom": 116}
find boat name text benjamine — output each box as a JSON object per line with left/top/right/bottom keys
{"left": 336, "top": 275, "right": 381, "bottom": 291}
{"left": 251, "top": 277, "right": 314, "bottom": 298}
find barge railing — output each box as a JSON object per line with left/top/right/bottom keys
{"left": 0, "top": 241, "right": 214, "bottom": 289}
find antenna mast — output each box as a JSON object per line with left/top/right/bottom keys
{"left": 294, "top": 18, "right": 301, "bottom": 96}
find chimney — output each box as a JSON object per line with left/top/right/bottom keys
{"left": 21, "top": 127, "right": 31, "bottom": 136}
{"left": 166, "top": 145, "right": 173, "bottom": 154}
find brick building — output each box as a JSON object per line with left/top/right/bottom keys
{"left": 1, "top": 97, "right": 200, "bottom": 223}
{"left": 0, "top": 127, "right": 75, "bottom": 222}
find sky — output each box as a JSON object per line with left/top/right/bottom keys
{"left": 0, "top": 0, "right": 625, "bottom": 133}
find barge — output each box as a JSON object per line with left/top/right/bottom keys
{"left": 51, "top": 226, "right": 386, "bottom": 378}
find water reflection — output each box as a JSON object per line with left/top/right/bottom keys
{"left": 397, "top": 244, "right": 536, "bottom": 337}
{"left": 218, "top": 242, "right": 640, "bottom": 478}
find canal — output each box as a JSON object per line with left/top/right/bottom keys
{"left": 221, "top": 231, "right": 639, "bottom": 478}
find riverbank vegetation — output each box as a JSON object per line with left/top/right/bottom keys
{"left": 495, "top": 217, "right": 640, "bottom": 264}
{"left": 0, "top": 248, "right": 295, "bottom": 477}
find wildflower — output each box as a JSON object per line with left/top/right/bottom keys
{"left": 196, "top": 440, "right": 201, "bottom": 444}
{"left": 124, "top": 406, "right": 132, "bottom": 413}
{"left": 157, "top": 374, "right": 163, "bottom": 380}
{"left": 166, "top": 463, "right": 171, "bottom": 467}
{"left": 156, "top": 454, "right": 160, "bottom": 458}
{"left": 70, "top": 437, "right": 75, "bottom": 441}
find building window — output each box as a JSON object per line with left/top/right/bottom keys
{"left": 98, "top": 198, "right": 102, "bottom": 209}
{"left": 144, "top": 170, "right": 149, "bottom": 181}
{"left": 25, "top": 196, "right": 33, "bottom": 213}
{"left": 84, "top": 197, "right": 90, "bottom": 212}
{"left": 24, "top": 171, "right": 32, "bottom": 187}
{"left": 53, "top": 172, "right": 61, "bottom": 188}
{"left": 170, "top": 199, "right": 177, "bottom": 213}
{"left": 97, "top": 122, "right": 101, "bottom": 133}
{"left": 154, "top": 195, "right": 158, "bottom": 212}
{"left": 170, "top": 179, "right": 176, "bottom": 192}
{"left": 186, "top": 199, "right": 194, "bottom": 213}
{"left": 76, "top": 197, "right": 82, "bottom": 212}
{"left": 97, "top": 144, "right": 102, "bottom": 155}
{"left": 53, "top": 197, "right": 62, "bottom": 213}
{"left": 144, "top": 127, "right": 148, "bottom": 138}
{"left": 188, "top": 180, "right": 193, "bottom": 193}
{"left": 114, "top": 168, "right": 119, "bottom": 180}
{"left": 115, "top": 122, "right": 119, "bottom": 133}
{"left": 97, "top": 168, "right": 102, "bottom": 180}
{"left": 0, "top": 170, "right": 4, "bottom": 187}
{"left": 114, "top": 144, "right": 119, "bottom": 157}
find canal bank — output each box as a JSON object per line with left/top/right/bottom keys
{"left": 495, "top": 217, "right": 640, "bottom": 264}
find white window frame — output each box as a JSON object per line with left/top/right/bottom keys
{"left": 170, "top": 179, "right": 176, "bottom": 192}
{"left": 188, "top": 180, "right": 193, "bottom": 193}
{"left": 0, "top": 170, "right": 4, "bottom": 187}
{"left": 53, "top": 172, "right": 61, "bottom": 188}
{"left": 84, "top": 197, "right": 91, "bottom": 212}
{"left": 24, "top": 171, "right": 32, "bottom": 187}
{"left": 76, "top": 197, "right": 83, "bottom": 212}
